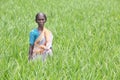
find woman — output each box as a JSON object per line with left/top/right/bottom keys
{"left": 28, "top": 12, "right": 53, "bottom": 61}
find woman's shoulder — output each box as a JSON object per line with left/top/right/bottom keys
{"left": 30, "top": 28, "right": 38, "bottom": 33}
{"left": 44, "top": 27, "right": 52, "bottom": 34}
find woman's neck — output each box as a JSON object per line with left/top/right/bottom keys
{"left": 38, "top": 26, "right": 44, "bottom": 31}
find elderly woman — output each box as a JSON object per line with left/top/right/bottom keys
{"left": 28, "top": 12, "right": 53, "bottom": 61}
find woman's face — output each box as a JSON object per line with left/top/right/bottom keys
{"left": 36, "top": 14, "right": 46, "bottom": 27}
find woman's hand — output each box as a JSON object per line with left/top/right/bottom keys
{"left": 39, "top": 45, "right": 46, "bottom": 49}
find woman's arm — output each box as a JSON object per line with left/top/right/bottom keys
{"left": 45, "top": 30, "right": 53, "bottom": 49}
{"left": 28, "top": 44, "right": 34, "bottom": 60}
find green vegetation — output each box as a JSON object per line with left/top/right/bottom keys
{"left": 0, "top": 0, "right": 120, "bottom": 79}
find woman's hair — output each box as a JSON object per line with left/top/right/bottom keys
{"left": 35, "top": 12, "right": 47, "bottom": 22}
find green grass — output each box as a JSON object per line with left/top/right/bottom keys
{"left": 0, "top": 0, "right": 120, "bottom": 80}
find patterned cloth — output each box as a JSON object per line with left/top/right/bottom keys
{"left": 29, "top": 28, "right": 53, "bottom": 61}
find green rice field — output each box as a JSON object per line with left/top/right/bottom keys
{"left": 0, "top": 0, "right": 120, "bottom": 79}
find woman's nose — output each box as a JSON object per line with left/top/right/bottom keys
{"left": 40, "top": 20, "right": 44, "bottom": 23}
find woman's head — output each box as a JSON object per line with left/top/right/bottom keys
{"left": 35, "top": 12, "right": 47, "bottom": 27}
